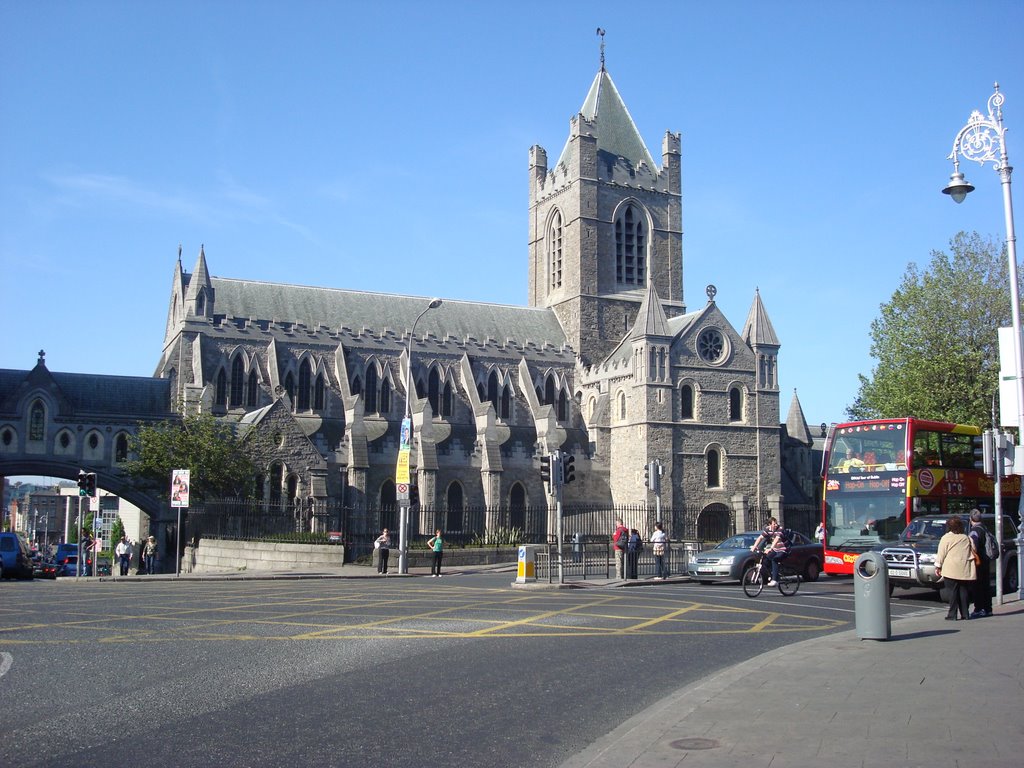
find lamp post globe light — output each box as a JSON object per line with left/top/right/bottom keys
{"left": 943, "top": 83, "right": 1023, "bottom": 599}
{"left": 398, "top": 297, "right": 442, "bottom": 574}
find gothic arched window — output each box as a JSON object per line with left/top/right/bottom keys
{"left": 29, "top": 400, "right": 45, "bottom": 441}
{"left": 297, "top": 360, "right": 311, "bottom": 411}
{"left": 215, "top": 369, "right": 227, "bottom": 406}
{"left": 365, "top": 365, "right": 379, "bottom": 414}
{"left": 681, "top": 384, "right": 694, "bottom": 420}
{"left": 548, "top": 210, "right": 563, "bottom": 290}
{"left": 115, "top": 433, "right": 129, "bottom": 463}
{"left": 615, "top": 203, "right": 646, "bottom": 286}
{"left": 557, "top": 390, "right": 567, "bottom": 422}
{"left": 314, "top": 373, "right": 325, "bottom": 410}
{"left": 446, "top": 482, "right": 464, "bottom": 531}
{"left": 499, "top": 385, "right": 511, "bottom": 420}
{"left": 487, "top": 370, "right": 499, "bottom": 411}
{"left": 707, "top": 448, "right": 722, "bottom": 488}
{"left": 428, "top": 367, "right": 441, "bottom": 416}
{"left": 729, "top": 386, "right": 743, "bottom": 421}
{"left": 618, "top": 391, "right": 627, "bottom": 421}
{"left": 379, "top": 378, "right": 390, "bottom": 414}
{"left": 230, "top": 356, "right": 244, "bottom": 407}
{"left": 284, "top": 372, "right": 295, "bottom": 407}
{"left": 247, "top": 370, "right": 259, "bottom": 407}
{"left": 441, "top": 382, "right": 452, "bottom": 418}
{"left": 544, "top": 376, "right": 555, "bottom": 406}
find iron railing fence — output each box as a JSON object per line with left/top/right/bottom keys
{"left": 535, "top": 540, "right": 703, "bottom": 582}
{"left": 184, "top": 498, "right": 782, "bottom": 562}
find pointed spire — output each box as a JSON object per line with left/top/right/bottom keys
{"left": 630, "top": 281, "right": 670, "bottom": 339}
{"left": 786, "top": 389, "right": 813, "bottom": 446}
{"left": 742, "top": 288, "right": 780, "bottom": 347}
{"left": 186, "top": 244, "right": 212, "bottom": 300}
{"left": 556, "top": 67, "right": 657, "bottom": 172}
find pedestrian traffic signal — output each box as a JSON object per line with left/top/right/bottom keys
{"left": 409, "top": 484, "right": 420, "bottom": 507}
{"left": 84, "top": 473, "right": 97, "bottom": 497}
{"left": 77, "top": 470, "right": 88, "bottom": 496}
{"left": 563, "top": 454, "right": 575, "bottom": 484}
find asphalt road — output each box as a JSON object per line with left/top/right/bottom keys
{"left": 0, "top": 573, "right": 946, "bottom": 767}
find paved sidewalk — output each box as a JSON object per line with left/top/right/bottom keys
{"left": 562, "top": 598, "right": 1024, "bottom": 768}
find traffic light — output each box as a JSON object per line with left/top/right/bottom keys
{"left": 643, "top": 463, "right": 650, "bottom": 488}
{"left": 540, "top": 455, "right": 551, "bottom": 485}
{"left": 650, "top": 461, "right": 661, "bottom": 495}
{"left": 563, "top": 454, "right": 575, "bottom": 484}
{"left": 409, "top": 485, "right": 420, "bottom": 507}
{"left": 973, "top": 431, "right": 994, "bottom": 476}
{"left": 552, "top": 453, "right": 564, "bottom": 489}
{"left": 77, "top": 470, "right": 88, "bottom": 496}
{"left": 85, "top": 473, "right": 97, "bottom": 498}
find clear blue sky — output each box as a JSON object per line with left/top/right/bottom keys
{"left": 2, "top": 0, "right": 1022, "bottom": 429}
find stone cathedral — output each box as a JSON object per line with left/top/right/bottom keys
{"left": 154, "top": 60, "right": 784, "bottom": 539}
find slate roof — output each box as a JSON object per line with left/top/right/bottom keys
{"left": 0, "top": 368, "right": 172, "bottom": 417}
{"left": 205, "top": 277, "right": 571, "bottom": 351}
{"left": 555, "top": 68, "right": 658, "bottom": 173}
{"left": 741, "top": 289, "right": 780, "bottom": 347}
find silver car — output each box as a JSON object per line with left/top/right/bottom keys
{"left": 686, "top": 531, "right": 824, "bottom": 584}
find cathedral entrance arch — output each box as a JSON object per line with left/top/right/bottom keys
{"left": 509, "top": 483, "right": 526, "bottom": 530}
{"left": 696, "top": 503, "right": 732, "bottom": 543}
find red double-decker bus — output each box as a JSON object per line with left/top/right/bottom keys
{"left": 821, "top": 418, "right": 1020, "bottom": 575}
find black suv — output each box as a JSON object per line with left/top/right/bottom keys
{"left": 879, "top": 514, "right": 1019, "bottom": 601}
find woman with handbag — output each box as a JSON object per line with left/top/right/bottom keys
{"left": 650, "top": 522, "right": 668, "bottom": 580}
{"left": 934, "top": 516, "right": 977, "bottom": 621}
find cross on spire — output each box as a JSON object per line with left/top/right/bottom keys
{"left": 596, "top": 27, "right": 605, "bottom": 71}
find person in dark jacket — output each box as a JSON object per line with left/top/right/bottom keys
{"left": 968, "top": 509, "right": 993, "bottom": 618}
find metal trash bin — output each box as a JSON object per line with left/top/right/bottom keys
{"left": 853, "top": 551, "right": 891, "bottom": 640}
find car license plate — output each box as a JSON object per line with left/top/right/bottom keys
{"left": 696, "top": 566, "right": 717, "bottom": 573}
{"left": 888, "top": 568, "right": 911, "bottom": 578}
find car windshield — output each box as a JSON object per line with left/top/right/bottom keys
{"left": 718, "top": 534, "right": 760, "bottom": 550}
{"left": 900, "top": 519, "right": 949, "bottom": 541}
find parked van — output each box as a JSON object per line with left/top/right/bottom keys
{"left": 0, "top": 531, "right": 35, "bottom": 579}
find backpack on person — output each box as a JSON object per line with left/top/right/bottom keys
{"left": 615, "top": 528, "right": 628, "bottom": 550}
{"left": 983, "top": 527, "right": 1000, "bottom": 561}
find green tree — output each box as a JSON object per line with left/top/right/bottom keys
{"left": 849, "top": 232, "right": 1013, "bottom": 426}
{"left": 123, "top": 411, "right": 258, "bottom": 501}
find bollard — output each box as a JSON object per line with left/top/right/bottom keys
{"left": 853, "top": 551, "right": 891, "bottom": 640}
{"left": 515, "top": 544, "right": 540, "bottom": 583}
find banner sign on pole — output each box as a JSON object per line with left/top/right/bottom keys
{"left": 400, "top": 417, "right": 412, "bottom": 451}
{"left": 396, "top": 451, "right": 411, "bottom": 485}
{"left": 171, "top": 469, "right": 191, "bottom": 508}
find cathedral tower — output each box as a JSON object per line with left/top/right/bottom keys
{"left": 529, "top": 61, "right": 684, "bottom": 365}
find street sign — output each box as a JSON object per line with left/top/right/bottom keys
{"left": 171, "top": 469, "right": 190, "bottom": 508}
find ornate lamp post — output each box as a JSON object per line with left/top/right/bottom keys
{"left": 398, "top": 297, "right": 442, "bottom": 574}
{"left": 943, "top": 83, "right": 1023, "bottom": 599}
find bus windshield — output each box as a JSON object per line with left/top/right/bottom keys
{"left": 827, "top": 424, "right": 907, "bottom": 473}
{"left": 824, "top": 491, "right": 906, "bottom": 549}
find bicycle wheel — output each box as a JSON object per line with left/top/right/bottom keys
{"left": 778, "top": 570, "right": 800, "bottom": 596}
{"left": 742, "top": 563, "right": 764, "bottom": 597}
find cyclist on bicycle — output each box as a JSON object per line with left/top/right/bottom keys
{"left": 750, "top": 517, "right": 792, "bottom": 587}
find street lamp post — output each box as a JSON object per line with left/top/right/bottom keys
{"left": 398, "top": 297, "right": 442, "bottom": 574}
{"left": 943, "top": 83, "right": 1023, "bottom": 599}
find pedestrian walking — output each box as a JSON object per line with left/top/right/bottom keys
{"left": 115, "top": 535, "right": 132, "bottom": 576}
{"left": 427, "top": 529, "right": 444, "bottom": 577}
{"left": 612, "top": 518, "right": 629, "bottom": 579}
{"left": 650, "top": 522, "right": 668, "bottom": 580}
{"left": 968, "top": 510, "right": 993, "bottom": 618}
{"left": 814, "top": 521, "right": 826, "bottom": 544}
{"left": 935, "top": 516, "right": 976, "bottom": 621}
{"left": 571, "top": 531, "right": 583, "bottom": 564}
{"left": 374, "top": 528, "right": 392, "bottom": 574}
{"left": 626, "top": 528, "right": 642, "bottom": 580}
{"left": 143, "top": 535, "right": 158, "bottom": 575}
